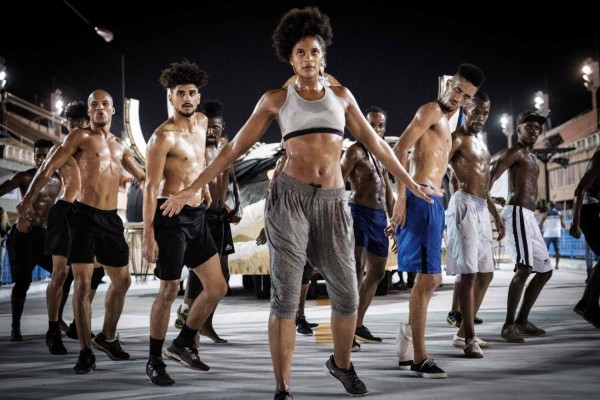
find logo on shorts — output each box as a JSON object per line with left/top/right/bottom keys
{"left": 225, "top": 244, "right": 233, "bottom": 251}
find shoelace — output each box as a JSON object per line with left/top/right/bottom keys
{"left": 345, "top": 364, "right": 363, "bottom": 388}
{"left": 420, "top": 358, "right": 437, "bottom": 370}
{"left": 153, "top": 360, "right": 168, "bottom": 375}
{"left": 185, "top": 346, "right": 200, "bottom": 360}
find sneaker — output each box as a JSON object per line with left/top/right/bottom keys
{"left": 146, "top": 359, "right": 175, "bottom": 386}
{"left": 65, "top": 321, "right": 96, "bottom": 340}
{"left": 396, "top": 323, "right": 413, "bottom": 370}
{"left": 351, "top": 338, "right": 361, "bottom": 352}
{"left": 46, "top": 330, "right": 67, "bottom": 355}
{"left": 516, "top": 321, "right": 546, "bottom": 336}
{"left": 411, "top": 358, "right": 447, "bottom": 379}
{"left": 10, "top": 326, "right": 23, "bottom": 342}
{"left": 274, "top": 390, "right": 293, "bottom": 400}
{"left": 296, "top": 316, "right": 313, "bottom": 335}
{"left": 92, "top": 332, "right": 130, "bottom": 360}
{"left": 501, "top": 323, "right": 525, "bottom": 343}
{"left": 323, "top": 355, "right": 368, "bottom": 396}
{"left": 355, "top": 325, "right": 382, "bottom": 343}
{"left": 463, "top": 339, "right": 484, "bottom": 358}
{"left": 573, "top": 300, "right": 586, "bottom": 316}
{"left": 581, "top": 308, "right": 600, "bottom": 329}
{"left": 174, "top": 305, "right": 189, "bottom": 330}
{"left": 474, "top": 315, "right": 483, "bottom": 324}
{"left": 452, "top": 334, "right": 490, "bottom": 349}
{"left": 447, "top": 311, "right": 462, "bottom": 327}
{"left": 308, "top": 321, "right": 319, "bottom": 328}
{"left": 164, "top": 340, "right": 210, "bottom": 371}
{"left": 73, "top": 348, "right": 96, "bottom": 374}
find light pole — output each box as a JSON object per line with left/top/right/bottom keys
{"left": 500, "top": 113, "right": 513, "bottom": 148}
{"left": 534, "top": 90, "right": 551, "bottom": 128}
{"left": 582, "top": 58, "right": 599, "bottom": 113}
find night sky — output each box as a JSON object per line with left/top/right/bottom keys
{"left": 2, "top": 1, "right": 597, "bottom": 155}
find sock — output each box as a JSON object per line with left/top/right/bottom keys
{"left": 149, "top": 336, "right": 164, "bottom": 360}
{"left": 175, "top": 324, "right": 197, "bottom": 348}
{"left": 181, "top": 303, "right": 189, "bottom": 312}
{"left": 48, "top": 321, "right": 60, "bottom": 333}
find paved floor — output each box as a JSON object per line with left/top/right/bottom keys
{"left": 0, "top": 259, "right": 598, "bottom": 400}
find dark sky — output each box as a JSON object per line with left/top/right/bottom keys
{"left": 2, "top": 1, "right": 597, "bottom": 155}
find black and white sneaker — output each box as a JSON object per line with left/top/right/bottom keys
{"left": 323, "top": 355, "right": 368, "bottom": 396}
{"left": 146, "top": 359, "right": 175, "bottom": 386}
{"left": 355, "top": 325, "right": 382, "bottom": 343}
{"left": 74, "top": 348, "right": 96, "bottom": 374}
{"left": 411, "top": 358, "right": 447, "bottom": 379}
{"left": 164, "top": 340, "right": 210, "bottom": 371}
{"left": 92, "top": 332, "right": 130, "bottom": 360}
{"left": 296, "top": 316, "right": 313, "bottom": 335}
{"left": 274, "top": 390, "right": 293, "bottom": 400}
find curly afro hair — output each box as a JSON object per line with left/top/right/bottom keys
{"left": 272, "top": 7, "right": 333, "bottom": 62}
{"left": 455, "top": 63, "right": 485, "bottom": 88}
{"left": 159, "top": 60, "right": 208, "bottom": 90}
{"left": 64, "top": 101, "right": 89, "bottom": 122}
{"left": 201, "top": 100, "right": 224, "bottom": 119}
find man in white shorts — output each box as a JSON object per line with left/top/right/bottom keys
{"left": 490, "top": 110, "right": 553, "bottom": 343}
{"left": 446, "top": 91, "right": 504, "bottom": 357}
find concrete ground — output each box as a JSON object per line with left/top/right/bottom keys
{"left": 0, "top": 258, "right": 598, "bottom": 400}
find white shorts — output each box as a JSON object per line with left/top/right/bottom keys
{"left": 445, "top": 191, "right": 494, "bottom": 275}
{"left": 501, "top": 205, "right": 552, "bottom": 273}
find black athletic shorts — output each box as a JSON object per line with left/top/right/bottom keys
{"left": 7, "top": 225, "right": 53, "bottom": 283}
{"left": 46, "top": 200, "right": 72, "bottom": 257}
{"left": 153, "top": 199, "right": 218, "bottom": 281}
{"left": 67, "top": 201, "right": 129, "bottom": 267}
{"left": 206, "top": 208, "right": 235, "bottom": 256}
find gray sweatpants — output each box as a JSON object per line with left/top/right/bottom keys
{"left": 265, "top": 173, "right": 358, "bottom": 319}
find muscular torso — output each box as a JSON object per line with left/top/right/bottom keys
{"left": 451, "top": 131, "right": 491, "bottom": 198}
{"left": 19, "top": 169, "right": 62, "bottom": 226}
{"left": 347, "top": 144, "right": 387, "bottom": 209}
{"left": 508, "top": 145, "right": 539, "bottom": 211}
{"left": 75, "top": 131, "right": 128, "bottom": 210}
{"left": 410, "top": 117, "right": 452, "bottom": 189}
{"left": 50, "top": 145, "right": 81, "bottom": 203}
{"left": 206, "top": 145, "right": 230, "bottom": 210}
{"left": 160, "top": 122, "right": 206, "bottom": 206}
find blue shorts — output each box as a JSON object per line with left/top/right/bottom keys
{"left": 350, "top": 203, "right": 389, "bottom": 257}
{"left": 396, "top": 189, "right": 444, "bottom": 274}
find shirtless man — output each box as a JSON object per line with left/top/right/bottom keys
{"left": 389, "top": 64, "right": 484, "bottom": 378}
{"left": 446, "top": 91, "right": 504, "bottom": 357}
{"left": 143, "top": 60, "right": 228, "bottom": 386}
{"left": 490, "top": 110, "right": 553, "bottom": 343}
{"left": 18, "top": 90, "right": 146, "bottom": 373}
{"left": 175, "top": 99, "right": 242, "bottom": 344}
{"left": 341, "top": 106, "right": 394, "bottom": 349}
{"left": 160, "top": 8, "right": 437, "bottom": 399}
{"left": 44, "top": 101, "right": 105, "bottom": 353}
{"left": 570, "top": 146, "right": 600, "bottom": 328}
{"left": 0, "top": 139, "right": 59, "bottom": 342}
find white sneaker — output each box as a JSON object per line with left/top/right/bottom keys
{"left": 396, "top": 323, "right": 413, "bottom": 370}
{"left": 452, "top": 334, "right": 490, "bottom": 349}
{"left": 464, "top": 339, "right": 484, "bottom": 358}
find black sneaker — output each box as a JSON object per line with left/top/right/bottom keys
{"left": 323, "top": 355, "right": 368, "bottom": 396}
{"left": 574, "top": 300, "right": 586, "bottom": 316}
{"left": 274, "top": 390, "right": 293, "bottom": 400}
{"left": 352, "top": 339, "right": 361, "bottom": 352}
{"left": 411, "top": 358, "right": 447, "bottom": 379}
{"left": 308, "top": 321, "right": 319, "bottom": 328}
{"left": 474, "top": 315, "right": 483, "bottom": 324}
{"left": 355, "top": 325, "right": 382, "bottom": 343}
{"left": 447, "top": 311, "right": 462, "bottom": 328}
{"left": 65, "top": 321, "right": 78, "bottom": 340}
{"left": 296, "top": 316, "right": 313, "bottom": 335}
{"left": 164, "top": 340, "right": 210, "bottom": 371}
{"left": 146, "top": 359, "right": 175, "bottom": 386}
{"left": 46, "top": 330, "right": 67, "bottom": 355}
{"left": 92, "top": 333, "right": 130, "bottom": 360}
{"left": 74, "top": 348, "right": 96, "bottom": 374}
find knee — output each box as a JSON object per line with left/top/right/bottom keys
{"left": 52, "top": 268, "right": 69, "bottom": 285}
{"left": 113, "top": 273, "right": 131, "bottom": 293}
{"left": 206, "top": 280, "right": 228, "bottom": 300}
{"left": 12, "top": 281, "right": 30, "bottom": 297}
{"left": 368, "top": 266, "right": 386, "bottom": 283}
{"left": 157, "top": 283, "right": 179, "bottom": 305}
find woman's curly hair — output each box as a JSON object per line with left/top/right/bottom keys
{"left": 159, "top": 60, "right": 208, "bottom": 90}
{"left": 272, "top": 7, "right": 333, "bottom": 62}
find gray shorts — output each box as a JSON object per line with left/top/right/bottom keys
{"left": 265, "top": 173, "right": 358, "bottom": 319}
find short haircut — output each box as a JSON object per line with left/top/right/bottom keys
{"left": 64, "top": 101, "right": 89, "bottom": 121}
{"left": 365, "top": 105, "right": 387, "bottom": 120}
{"left": 34, "top": 139, "right": 53, "bottom": 149}
{"left": 455, "top": 63, "right": 485, "bottom": 88}
{"left": 473, "top": 90, "right": 490, "bottom": 103}
{"left": 159, "top": 60, "right": 208, "bottom": 90}
{"left": 272, "top": 7, "right": 333, "bottom": 62}
{"left": 201, "top": 100, "right": 224, "bottom": 119}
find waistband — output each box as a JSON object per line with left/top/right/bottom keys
{"left": 453, "top": 190, "right": 487, "bottom": 207}
{"left": 584, "top": 194, "right": 600, "bottom": 204}
{"left": 503, "top": 204, "right": 534, "bottom": 216}
{"left": 276, "top": 172, "right": 345, "bottom": 199}
{"left": 73, "top": 200, "right": 117, "bottom": 215}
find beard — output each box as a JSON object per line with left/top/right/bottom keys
{"left": 177, "top": 109, "right": 194, "bottom": 118}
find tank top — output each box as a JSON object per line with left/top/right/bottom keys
{"left": 278, "top": 83, "right": 345, "bottom": 142}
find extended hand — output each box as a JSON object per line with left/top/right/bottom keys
{"left": 256, "top": 228, "right": 267, "bottom": 246}
{"left": 160, "top": 188, "right": 195, "bottom": 217}
{"left": 409, "top": 183, "right": 443, "bottom": 204}
{"left": 142, "top": 234, "right": 159, "bottom": 263}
